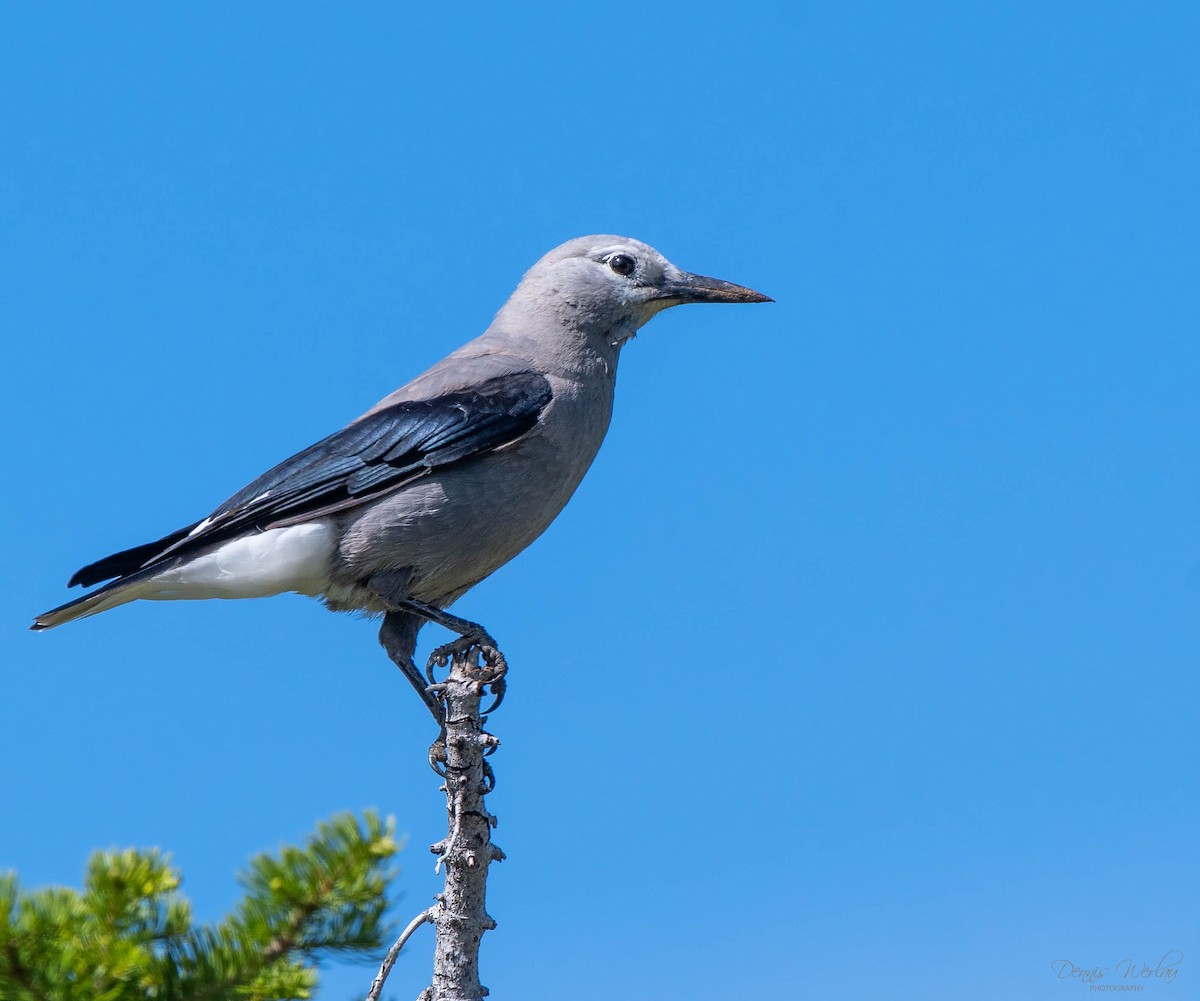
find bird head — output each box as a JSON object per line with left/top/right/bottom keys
{"left": 514, "top": 235, "right": 772, "bottom": 347}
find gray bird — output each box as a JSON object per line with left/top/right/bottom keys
{"left": 32, "top": 235, "right": 770, "bottom": 716}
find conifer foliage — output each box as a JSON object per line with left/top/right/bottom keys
{"left": 0, "top": 812, "right": 399, "bottom": 1001}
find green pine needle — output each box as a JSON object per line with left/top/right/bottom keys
{"left": 0, "top": 812, "right": 401, "bottom": 1001}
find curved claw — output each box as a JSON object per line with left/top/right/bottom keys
{"left": 480, "top": 676, "right": 506, "bottom": 716}
{"left": 428, "top": 735, "right": 448, "bottom": 776}
{"left": 477, "top": 642, "right": 507, "bottom": 715}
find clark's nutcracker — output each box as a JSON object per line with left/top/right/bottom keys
{"left": 33, "top": 235, "right": 770, "bottom": 715}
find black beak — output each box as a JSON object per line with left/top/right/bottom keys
{"left": 654, "top": 272, "right": 773, "bottom": 305}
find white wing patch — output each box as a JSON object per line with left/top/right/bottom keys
{"left": 143, "top": 522, "right": 336, "bottom": 601}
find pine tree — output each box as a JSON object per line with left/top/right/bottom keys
{"left": 0, "top": 812, "right": 399, "bottom": 1001}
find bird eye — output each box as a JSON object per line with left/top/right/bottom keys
{"left": 607, "top": 254, "right": 636, "bottom": 277}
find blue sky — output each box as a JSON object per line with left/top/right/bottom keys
{"left": 3, "top": 4, "right": 1197, "bottom": 999}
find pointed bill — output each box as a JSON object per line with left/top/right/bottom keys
{"left": 654, "top": 272, "right": 773, "bottom": 305}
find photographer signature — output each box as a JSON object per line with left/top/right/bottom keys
{"left": 1051, "top": 951, "right": 1182, "bottom": 987}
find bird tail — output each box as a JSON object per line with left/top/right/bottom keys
{"left": 31, "top": 568, "right": 161, "bottom": 631}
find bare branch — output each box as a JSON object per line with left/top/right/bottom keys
{"left": 366, "top": 638, "right": 506, "bottom": 1001}
{"left": 425, "top": 640, "right": 506, "bottom": 1000}
{"left": 366, "top": 907, "right": 434, "bottom": 1001}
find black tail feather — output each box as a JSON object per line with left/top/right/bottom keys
{"left": 67, "top": 521, "right": 200, "bottom": 588}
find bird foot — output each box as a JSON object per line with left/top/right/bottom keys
{"left": 425, "top": 636, "right": 508, "bottom": 715}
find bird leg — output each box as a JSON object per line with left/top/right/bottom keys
{"left": 377, "top": 611, "right": 450, "bottom": 772}
{"left": 395, "top": 596, "right": 497, "bottom": 649}
{"left": 378, "top": 611, "right": 445, "bottom": 723}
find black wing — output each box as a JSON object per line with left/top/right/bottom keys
{"left": 69, "top": 371, "right": 553, "bottom": 588}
